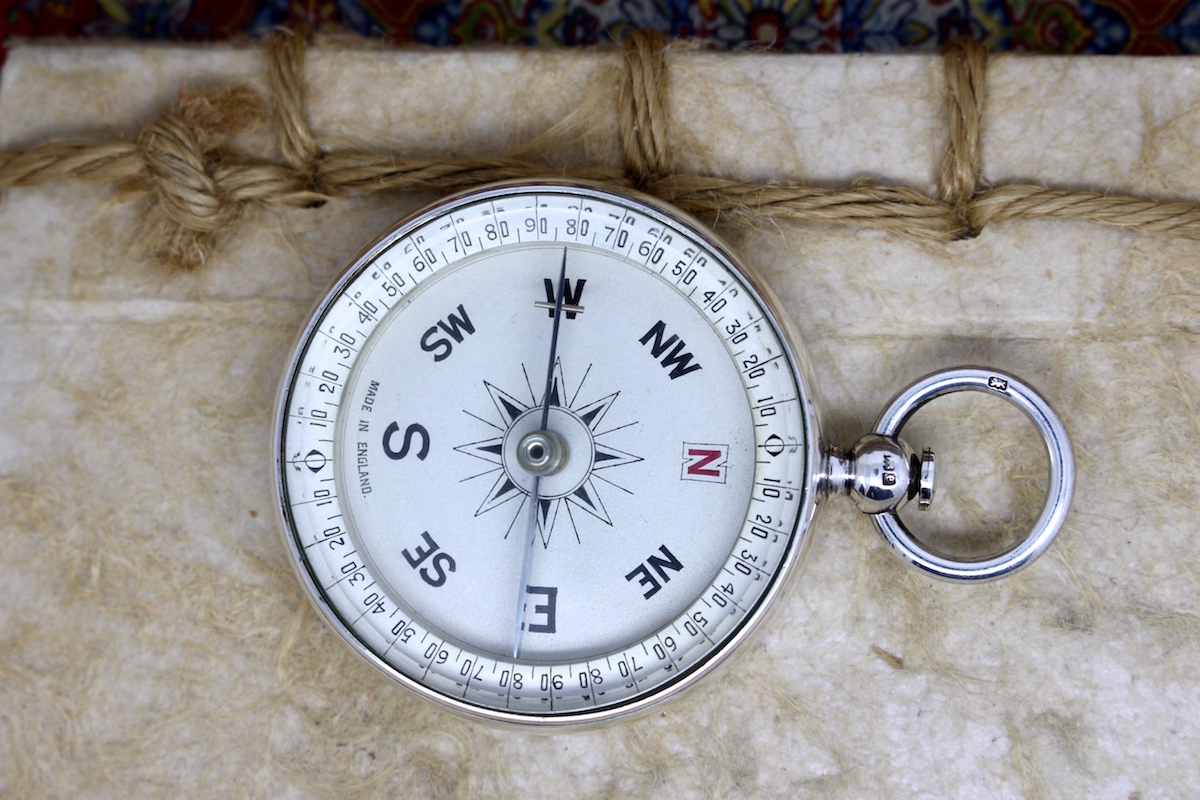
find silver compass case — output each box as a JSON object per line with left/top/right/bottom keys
{"left": 273, "top": 180, "right": 828, "bottom": 725}
{"left": 274, "top": 178, "right": 1075, "bottom": 726}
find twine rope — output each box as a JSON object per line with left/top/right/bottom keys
{"left": 0, "top": 31, "right": 1198, "bottom": 268}
{"left": 619, "top": 28, "right": 674, "bottom": 187}
{"left": 938, "top": 37, "right": 986, "bottom": 232}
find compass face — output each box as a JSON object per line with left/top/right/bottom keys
{"left": 275, "top": 182, "right": 818, "bottom": 725}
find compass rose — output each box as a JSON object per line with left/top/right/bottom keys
{"left": 455, "top": 361, "right": 642, "bottom": 546}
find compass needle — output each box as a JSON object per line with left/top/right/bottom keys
{"left": 274, "top": 182, "right": 1072, "bottom": 726}
{"left": 513, "top": 247, "right": 569, "bottom": 658}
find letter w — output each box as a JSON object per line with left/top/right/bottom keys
{"left": 438, "top": 304, "right": 475, "bottom": 342}
{"left": 542, "top": 278, "right": 587, "bottom": 318}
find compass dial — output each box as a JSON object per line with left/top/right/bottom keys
{"left": 276, "top": 182, "right": 818, "bottom": 725}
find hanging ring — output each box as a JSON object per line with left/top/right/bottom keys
{"left": 871, "top": 367, "right": 1075, "bottom": 582}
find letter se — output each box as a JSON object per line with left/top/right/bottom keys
{"left": 402, "top": 532, "right": 457, "bottom": 587}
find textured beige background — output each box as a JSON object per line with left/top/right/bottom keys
{"left": 1, "top": 43, "right": 1198, "bottom": 798}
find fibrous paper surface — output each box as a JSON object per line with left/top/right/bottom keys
{"left": 0, "top": 42, "right": 1198, "bottom": 798}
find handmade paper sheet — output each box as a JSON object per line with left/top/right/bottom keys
{"left": 1, "top": 41, "right": 1197, "bottom": 797}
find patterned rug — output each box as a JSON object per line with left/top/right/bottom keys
{"left": 3, "top": 0, "right": 1198, "bottom": 54}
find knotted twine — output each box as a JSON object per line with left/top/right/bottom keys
{"left": 1, "top": 29, "right": 1198, "bottom": 269}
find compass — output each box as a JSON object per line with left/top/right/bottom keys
{"left": 274, "top": 181, "right": 1074, "bottom": 725}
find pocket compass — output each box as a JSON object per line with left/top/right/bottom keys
{"left": 274, "top": 181, "right": 1074, "bottom": 726}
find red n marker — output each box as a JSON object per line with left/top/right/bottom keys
{"left": 681, "top": 443, "right": 729, "bottom": 483}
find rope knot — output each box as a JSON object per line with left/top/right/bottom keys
{"left": 136, "top": 86, "right": 268, "bottom": 267}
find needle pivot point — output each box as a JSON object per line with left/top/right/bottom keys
{"left": 517, "top": 430, "right": 568, "bottom": 476}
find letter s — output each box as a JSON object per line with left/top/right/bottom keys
{"left": 383, "top": 422, "right": 430, "bottom": 461}
{"left": 420, "top": 552, "right": 456, "bottom": 588}
{"left": 420, "top": 327, "right": 452, "bottom": 361}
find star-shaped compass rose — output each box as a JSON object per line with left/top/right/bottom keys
{"left": 455, "top": 361, "right": 642, "bottom": 547}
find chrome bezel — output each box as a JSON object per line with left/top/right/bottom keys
{"left": 273, "top": 180, "right": 825, "bottom": 727}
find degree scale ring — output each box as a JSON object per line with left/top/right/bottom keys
{"left": 871, "top": 367, "right": 1075, "bottom": 583}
